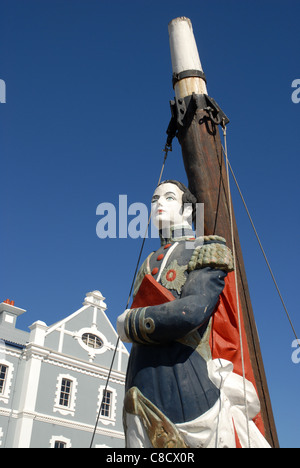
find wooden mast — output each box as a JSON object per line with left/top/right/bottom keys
{"left": 168, "top": 17, "right": 279, "bottom": 448}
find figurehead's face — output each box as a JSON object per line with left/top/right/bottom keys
{"left": 151, "top": 182, "right": 192, "bottom": 230}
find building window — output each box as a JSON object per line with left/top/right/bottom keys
{"left": 59, "top": 378, "right": 72, "bottom": 407}
{"left": 76, "top": 327, "right": 110, "bottom": 359}
{"left": 82, "top": 333, "right": 103, "bottom": 349}
{"left": 54, "top": 440, "right": 67, "bottom": 448}
{"left": 0, "top": 365, "right": 8, "bottom": 394}
{"left": 101, "top": 390, "right": 112, "bottom": 418}
{"left": 97, "top": 385, "right": 117, "bottom": 426}
{"left": 0, "top": 360, "right": 13, "bottom": 404}
{"left": 54, "top": 374, "right": 78, "bottom": 416}
{"left": 50, "top": 435, "right": 71, "bottom": 448}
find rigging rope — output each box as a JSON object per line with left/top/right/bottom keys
{"left": 89, "top": 143, "right": 171, "bottom": 448}
{"left": 221, "top": 121, "right": 299, "bottom": 447}
{"left": 222, "top": 123, "right": 251, "bottom": 448}
{"left": 220, "top": 142, "right": 299, "bottom": 346}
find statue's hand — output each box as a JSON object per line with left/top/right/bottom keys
{"left": 117, "top": 309, "right": 132, "bottom": 343}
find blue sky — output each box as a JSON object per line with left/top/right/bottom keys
{"left": 1, "top": 0, "right": 299, "bottom": 448}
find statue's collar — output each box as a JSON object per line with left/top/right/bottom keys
{"left": 159, "top": 225, "right": 195, "bottom": 245}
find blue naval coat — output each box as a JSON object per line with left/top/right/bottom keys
{"left": 124, "top": 228, "right": 232, "bottom": 425}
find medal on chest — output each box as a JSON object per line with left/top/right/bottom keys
{"left": 160, "top": 259, "right": 187, "bottom": 294}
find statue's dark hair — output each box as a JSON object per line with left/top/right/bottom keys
{"left": 156, "top": 179, "right": 197, "bottom": 228}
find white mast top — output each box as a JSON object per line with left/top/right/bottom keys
{"left": 168, "top": 17, "right": 208, "bottom": 99}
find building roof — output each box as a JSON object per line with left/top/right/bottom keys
{"left": 0, "top": 325, "right": 29, "bottom": 347}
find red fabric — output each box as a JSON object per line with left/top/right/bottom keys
{"left": 209, "top": 272, "right": 253, "bottom": 381}
{"left": 131, "top": 274, "right": 175, "bottom": 308}
{"left": 210, "top": 272, "right": 265, "bottom": 436}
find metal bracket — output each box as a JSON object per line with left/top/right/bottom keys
{"left": 166, "top": 93, "right": 229, "bottom": 147}
{"left": 170, "top": 93, "right": 229, "bottom": 127}
{"left": 172, "top": 69, "right": 207, "bottom": 87}
{"left": 199, "top": 95, "right": 230, "bottom": 127}
{"left": 166, "top": 100, "right": 178, "bottom": 148}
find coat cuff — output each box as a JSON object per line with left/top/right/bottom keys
{"left": 124, "top": 307, "right": 157, "bottom": 344}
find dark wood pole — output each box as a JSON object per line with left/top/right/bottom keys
{"left": 168, "top": 17, "right": 279, "bottom": 448}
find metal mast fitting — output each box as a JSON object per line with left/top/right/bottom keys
{"left": 167, "top": 16, "right": 279, "bottom": 448}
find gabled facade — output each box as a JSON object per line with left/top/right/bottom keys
{"left": 0, "top": 291, "right": 129, "bottom": 448}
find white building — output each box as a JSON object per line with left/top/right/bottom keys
{"left": 0, "top": 291, "right": 129, "bottom": 448}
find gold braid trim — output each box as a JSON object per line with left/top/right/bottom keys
{"left": 124, "top": 387, "right": 188, "bottom": 448}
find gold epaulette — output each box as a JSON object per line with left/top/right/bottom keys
{"left": 188, "top": 236, "right": 234, "bottom": 273}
